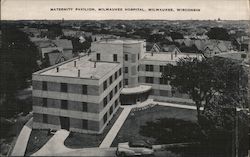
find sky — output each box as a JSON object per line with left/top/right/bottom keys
{"left": 1, "top": 0, "right": 250, "bottom": 20}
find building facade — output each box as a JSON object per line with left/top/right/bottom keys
{"left": 32, "top": 55, "right": 122, "bottom": 134}
{"left": 90, "top": 39, "right": 200, "bottom": 105}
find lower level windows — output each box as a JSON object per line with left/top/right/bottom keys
{"left": 82, "top": 119, "right": 88, "bottom": 129}
{"left": 124, "top": 79, "right": 128, "bottom": 86}
{"left": 145, "top": 77, "right": 154, "bottom": 83}
{"left": 61, "top": 100, "right": 68, "bottom": 109}
{"left": 109, "top": 106, "right": 113, "bottom": 115}
{"left": 82, "top": 102, "right": 88, "bottom": 112}
{"left": 43, "top": 114, "right": 48, "bottom": 123}
{"left": 103, "top": 113, "right": 107, "bottom": 124}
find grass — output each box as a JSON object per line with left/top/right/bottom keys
{"left": 25, "top": 129, "right": 53, "bottom": 156}
{"left": 111, "top": 105, "right": 198, "bottom": 147}
{"left": 64, "top": 107, "right": 123, "bottom": 148}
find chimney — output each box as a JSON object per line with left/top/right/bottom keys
{"left": 151, "top": 52, "right": 153, "bottom": 56}
{"left": 171, "top": 53, "right": 173, "bottom": 60}
{"left": 74, "top": 61, "right": 76, "bottom": 67}
{"left": 175, "top": 52, "right": 177, "bottom": 58}
{"left": 94, "top": 61, "right": 96, "bottom": 68}
{"left": 56, "top": 67, "right": 59, "bottom": 72}
{"left": 78, "top": 69, "right": 80, "bottom": 77}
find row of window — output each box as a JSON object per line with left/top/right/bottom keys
{"left": 103, "top": 68, "right": 122, "bottom": 91}
{"left": 103, "top": 98, "right": 119, "bottom": 124}
{"left": 124, "top": 53, "right": 140, "bottom": 62}
{"left": 96, "top": 53, "right": 141, "bottom": 63}
{"left": 42, "top": 114, "right": 88, "bottom": 130}
{"left": 42, "top": 82, "right": 88, "bottom": 94}
{"left": 103, "top": 81, "right": 122, "bottom": 107}
{"left": 145, "top": 77, "right": 169, "bottom": 85}
{"left": 143, "top": 65, "right": 169, "bottom": 73}
{"left": 97, "top": 53, "right": 118, "bottom": 62}
{"left": 42, "top": 98, "right": 88, "bottom": 112}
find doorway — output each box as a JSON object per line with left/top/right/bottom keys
{"left": 60, "top": 116, "right": 70, "bottom": 130}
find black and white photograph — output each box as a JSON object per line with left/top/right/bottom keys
{"left": 0, "top": 0, "right": 249, "bottom": 156}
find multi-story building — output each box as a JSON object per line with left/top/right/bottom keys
{"left": 32, "top": 55, "right": 123, "bottom": 134}
{"left": 32, "top": 38, "right": 201, "bottom": 133}
{"left": 91, "top": 39, "right": 201, "bottom": 105}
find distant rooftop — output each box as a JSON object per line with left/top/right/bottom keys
{"left": 142, "top": 52, "right": 202, "bottom": 62}
{"left": 94, "top": 39, "right": 145, "bottom": 44}
{"left": 40, "top": 56, "right": 119, "bottom": 79}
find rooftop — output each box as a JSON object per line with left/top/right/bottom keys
{"left": 40, "top": 56, "right": 119, "bottom": 79}
{"left": 121, "top": 85, "right": 152, "bottom": 95}
{"left": 94, "top": 39, "right": 145, "bottom": 44}
{"left": 142, "top": 52, "right": 202, "bottom": 62}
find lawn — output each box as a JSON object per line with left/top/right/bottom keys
{"left": 64, "top": 107, "right": 123, "bottom": 148}
{"left": 111, "top": 105, "right": 199, "bottom": 147}
{"left": 25, "top": 129, "right": 53, "bottom": 156}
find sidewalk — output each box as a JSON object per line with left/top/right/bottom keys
{"left": 54, "top": 147, "right": 117, "bottom": 156}
{"left": 154, "top": 101, "right": 204, "bottom": 110}
{"left": 11, "top": 117, "right": 33, "bottom": 156}
{"left": 99, "top": 107, "right": 132, "bottom": 148}
{"left": 32, "top": 129, "right": 71, "bottom": 156}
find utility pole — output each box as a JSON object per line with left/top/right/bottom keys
{"left": 235, "top": 108, "right": 238, "bottom": 157}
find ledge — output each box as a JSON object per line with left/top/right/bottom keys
{"left": 121, "top": 85, "right": 152, "bottom": 95}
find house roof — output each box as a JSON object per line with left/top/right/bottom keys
{"left": 161, "top": 45, "right": 179, "bottom": 52}
{"left": 52, "top": 39, "right": 73, "bottom": 50}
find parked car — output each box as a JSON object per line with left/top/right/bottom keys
{"left": 116, "top": 140, "right": 154, "bottom": 157}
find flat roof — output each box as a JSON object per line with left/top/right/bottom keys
{"left": 40, "top": 56, "right": 119, "bottom": 79}
{"left": 142, "top": 52, "right": 202, "bottom": 62}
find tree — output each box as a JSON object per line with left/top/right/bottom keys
{"left": 206, "top": 27, "right": 231, "bottom": 41}
{"left": 0, "top": 24, "right": 39, "bottom": 117}
{"left": 199, "top": 94, "right": 248, "bottom": 156}
{"left": 162, "top": 56, "right": 247, "bottom": 119}
{"left": 162, "top": 56, "right": 248, "bottom": 156}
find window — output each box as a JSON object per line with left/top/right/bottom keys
{"left": 82, "top": 85, "right": 87, "bottom": 94}
{"left": 109, "top": 106, "right": 113, "bottom": 115}
{"left": 145, "top": 77, "right": 154, "bottom": 83}
{"left": 138, "top": 53, "right": 140, "bottom": 60}
{"left": 82, "top": 119, "right": 88, "bottom": 129}
{"left": 124, "top": 67, "right": 128, "bottom": 73}
{"left": 42, "top": 81, "right": 47, "bottom": 91}
{"left": 160, "top": 66, "right": 165, "bottom": 73}
{"left": 159, "top": 78, "right": 168, "bottom": 85}
{"left": 43, "top": 114, "right": 48, "bottom": 123}
{"left": 124, "top": 79, "right": 128, "bottom": 86}
{"left": 115, "top": 72, "right": 118, "bottom": 79}
{"left": 109, "top": 76, "right": 113, "bottom": 85}
{"left": 124, "top": 54, "right": 128, "bottom": 61}
{"left": 119, "top": 68, "right": 122, "bottom": 76}
{"left": 96, "top": 53, "right": 100, "bottom": 61}
{"left": 109, "top": 91, "right": 113, "bottom": 101}
{"left": 146, "top": 65, "right": 154, "bottom": 71}
{"left": 103, "top": 80, "right": 107, "bottom": 90}
{"left": 119, "top": 81, "right": 122, "bottom": 89}
{"left": 82, "top": 102, "right": 88, "bottom": 112}
{"left": 103, "top": 113, "right": 107, "bottom": 124}
{"left": 113, "top": 54, "right": 117, "bottom": 62}
{"left": 103, "top": 97, "right": 108, "bottom": 107}
{"left": 61, "top": 100, "right": 68, "bottom": 109}
{"left": 43, "top": 98, "right": 47, "bottom": 107}
{"left": 61, "top": 83, "right": 67, "bottom": 92}
{"left": 115, "top": 85, "right": 118, "bottom": 94}
{"left": 115, "top": 99, "right": 118, "bottom": 108}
